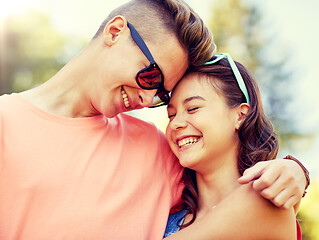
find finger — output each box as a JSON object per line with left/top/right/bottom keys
{"left": 257, "top": 168, "right": 297, "bottom": 200}
{"left": 252, "top": 165, "right": 282, "bottom": 192}
{"left": 258, "top": 175, "right": 288, "bottom": 201}
{"left": 282, "top": 195, "right": 300, "bottom": 210}
{"left": 238, "top": 162, "right": 267, "bottom": 184}
{"left": 265, "top": 186, "right": 295, "bottom": 208}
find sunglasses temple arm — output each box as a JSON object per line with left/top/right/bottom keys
{"left": 127, "top": 22, "right": 156, "bottom": 64}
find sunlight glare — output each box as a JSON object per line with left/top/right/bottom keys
{"left": 0, "top": 0, "right": 39, "bottom": 21}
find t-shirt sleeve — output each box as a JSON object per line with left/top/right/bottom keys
{"left": 157, "top": 128, "right": 184, "bottom": 208}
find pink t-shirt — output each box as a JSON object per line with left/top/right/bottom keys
{"left": 0, "top": 93, "right": 183, "bottom": 240}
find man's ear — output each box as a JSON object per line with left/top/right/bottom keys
{"left": 102, "top": 16, "right": 128, "bottom": 46}
{"left": 235, "top": 103, "right": 250, "bottom": 130}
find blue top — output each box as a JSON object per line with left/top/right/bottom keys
{"left": 163, "top": 209, "right": 187, "bottom": 238}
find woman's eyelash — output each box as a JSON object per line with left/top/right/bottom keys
{"left": 168, "top": 107, "right": 199, "bottom": 119}
{"left": 187, "top": 107, "right": 199, "bottom": 112}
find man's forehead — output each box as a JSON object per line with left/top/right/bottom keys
{"left": 152, "top": 40, "right": 188, "bottom": 91}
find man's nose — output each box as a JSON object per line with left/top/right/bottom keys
{"left": 138, "top": 89, "right": 158, "bottom": 108}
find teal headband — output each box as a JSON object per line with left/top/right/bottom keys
{"left": 205, "top": 53, "right": 250, "bottom": 104}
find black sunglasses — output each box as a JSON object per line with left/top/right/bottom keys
{"left": 127, "top": 22, "right": 170, "bottom": 107}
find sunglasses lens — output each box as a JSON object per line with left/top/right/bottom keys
{"left": 157, "top": 91, "right": 170, "bottom": 104}
{"left": 137, "top": 67, "right": 162, "bottom": 89}
{"left": 149, "top": 90, "right": 170, "bottom": 108}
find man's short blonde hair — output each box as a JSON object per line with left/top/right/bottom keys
{"left": 93, "top": 0, "right": 216, "bottom": 68}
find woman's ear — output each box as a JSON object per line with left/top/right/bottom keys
{"left": 235, "top": 103, "right": 250, "bottom": 130}
{"left": 102, "top": 16, "right": 128, "bottom": 46}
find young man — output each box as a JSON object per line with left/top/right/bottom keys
{"left": 0, "top": 0, "right": 308, "bottom": 239}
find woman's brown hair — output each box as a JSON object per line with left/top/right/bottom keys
{"left": 179, "top": 56, "right": 279, "bottom": 228}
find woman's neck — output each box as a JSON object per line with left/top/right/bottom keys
{"left": 195, "top": 154, "right": 241, "bottom": 217}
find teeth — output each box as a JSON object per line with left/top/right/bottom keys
{"left": 177, "top": 137, "right": 199, "bottom": 148}
{"left": 121, "top": 88, "right": 131, "bottom": 108}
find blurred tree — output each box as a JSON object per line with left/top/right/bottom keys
{"left": 208, "top": 0, "right": 299, "bottom": 146}
{"left": 0, "top": 11, "right": 86, "bottom": 94}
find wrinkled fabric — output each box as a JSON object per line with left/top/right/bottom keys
{"left": 0, "top": 93, "right": 184, "bottom": 240}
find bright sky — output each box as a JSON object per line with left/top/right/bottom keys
{"left": 1, "top": 0, "right": 319, "bottom": 178}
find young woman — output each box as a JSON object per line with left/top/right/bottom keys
{"left": 164, "top": 53, "right": 300, "bottom": 239}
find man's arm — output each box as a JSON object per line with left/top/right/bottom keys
{"left": 238, "top": 156, "right": 309, "bottom": 210}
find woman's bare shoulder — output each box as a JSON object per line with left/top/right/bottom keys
{"left": 164, "top": 183, "right": 297, "bottom": 240}
{"left": 215, "top": 182, "right": 297, "bottom": 239}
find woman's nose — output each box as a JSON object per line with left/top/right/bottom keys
{"left": 170, "top": 113, "right": 188, "bottom": 130}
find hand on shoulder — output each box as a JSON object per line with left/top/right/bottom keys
{"left": 164, "top": 183, "right": 297, "bottom": 240}
{"left": 214, "top": 182, "right": 297, "bottom": 240}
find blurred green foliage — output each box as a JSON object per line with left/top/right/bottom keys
{"left": 0, "top": 11, "right": 87, "bottom": 94}
{"left": 298, "top": 182, "right": 319, "bottom": 240}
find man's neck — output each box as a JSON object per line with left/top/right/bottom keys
{"left": 19, "top": 66, "right": 96, "bottom": 118}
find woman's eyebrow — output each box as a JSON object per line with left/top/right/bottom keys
{"left": 183, "top": 96, "right": 206, "bottom": 104}
{"left": 167, "top": 95, "right": 206, "bottom": 109}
